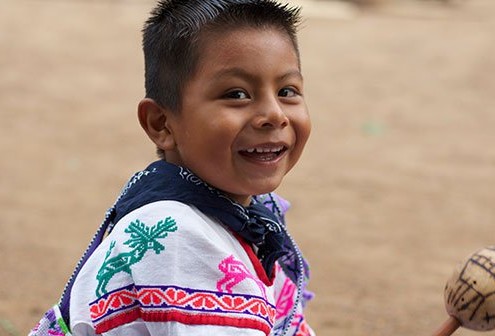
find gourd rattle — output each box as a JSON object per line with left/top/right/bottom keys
{"left": 433, "top": 246, "right": 495, "bottom": 336}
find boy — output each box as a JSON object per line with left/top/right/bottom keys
{"left": 30, "top": 0, "right": 313, "bottom": 335}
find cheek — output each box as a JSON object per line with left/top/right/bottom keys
{"left": 294, "top": 112, "right": 312, "bottom": 146}
{"left": 288, "top": 116, "right": 311, "bottom": 167}
{"left": 185, "top": 123, "right": 237, "bottom": 161}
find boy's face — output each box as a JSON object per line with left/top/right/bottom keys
{"left": 165, "top": 27, "right": 311, "bottom": 206}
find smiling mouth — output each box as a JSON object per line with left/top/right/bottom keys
{"left": 239, "top": 145, "right": 288, "bottom": 162}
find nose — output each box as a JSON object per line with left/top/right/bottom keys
{"left": 252, "top": 96, "right": 289, "bottom": 129}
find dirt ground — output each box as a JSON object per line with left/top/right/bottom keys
{"left": 1, "top": 0, "right": 495, "bottom": 335}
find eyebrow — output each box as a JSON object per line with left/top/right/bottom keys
{"left": 213, "top": 67, "right": 303, "bottom": 83}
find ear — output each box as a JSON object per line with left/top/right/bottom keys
{"left": 137, "top": 98, "right": 176, "bottom": 151}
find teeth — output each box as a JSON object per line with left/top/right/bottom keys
{"left": 245, "top": 146, "right": 283, "bottom": 153}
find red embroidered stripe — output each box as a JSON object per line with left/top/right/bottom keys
{"left": 90, "top": 286, "right": 137, "bottom": 320}
{"left": 143, "top": 310, "right": 272, "bottom": 335}
{"left": 91, "top": 285, "right": 276, "bottom": 334}
{"left": 95, "top": 309, "right": 272, "bottom": 334}
{"left": 94, "top": 307, "right": 140, "bottom": 334}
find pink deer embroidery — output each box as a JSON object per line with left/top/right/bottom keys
{"left": 217, "top": 255, "right": 267, "bottom": 299}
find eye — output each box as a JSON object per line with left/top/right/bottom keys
{"left": 223, "top": 90, "right": 250, "bottom": 100}
{"left": 278, "top": 87, "right": 299, "bottom": 98}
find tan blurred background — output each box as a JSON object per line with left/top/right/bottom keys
{"left": 1, "top": 0, "right": 495, "bottom": 335}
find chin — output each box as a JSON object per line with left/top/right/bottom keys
{"left": 250, "top": 180, "right": 283, "bottom": 196}
{"left": 224, "top": 176, "right": 285, "bottom": 203}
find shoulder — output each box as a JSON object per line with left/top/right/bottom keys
{"left": 71, "top": 200, "right": 236, "bottom": 293}
{"left": 112, "top": 200, "right": 240, "bottom": 255}
{"left": 70, "top": 200, "right": 276, "bottom": 334}
{"left": 113, "top": 200, "right": 198, "bottom": 233}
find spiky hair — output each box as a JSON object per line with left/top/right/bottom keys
{"left": 142, "top": 0, "right": 302, "bottom": 112}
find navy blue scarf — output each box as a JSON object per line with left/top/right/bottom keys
{"left": 113, "top": 160, "right": 289, "bottom": 278}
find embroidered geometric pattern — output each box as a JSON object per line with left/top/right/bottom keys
{"left": 95, "top": 217, "right": 177, "bottom": 296}
{"left": 90, "top": 284, "right": 277, "bottom": 334}
{"left": 272, "top": 313, "right": 312, "bottom": 336}
{"left": 28, "top": 306, "right": 71, "bottom": 336}
{"left": 292, "top": 314, "right": 312, "bottom": 336}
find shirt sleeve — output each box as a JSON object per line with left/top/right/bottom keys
{"left": 272, "top": 264, "right": 316, "bottom": 336}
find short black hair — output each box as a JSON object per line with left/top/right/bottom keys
{"left": 142, "top": 0, "right": 302, "bottom": 113}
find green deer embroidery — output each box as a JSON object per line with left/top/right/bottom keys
{"left": 95, "top": 217, "right": 178, "bottom": 297}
